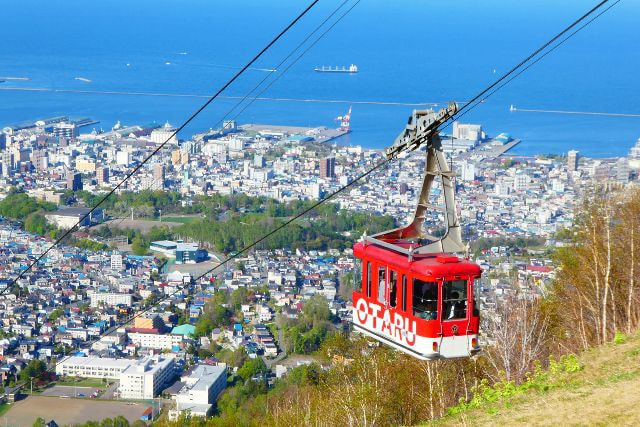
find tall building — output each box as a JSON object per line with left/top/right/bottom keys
{"left": 119, "top": 355, "right": 176, "bottom": 399}
{"left": 170, "top": 365, "right": 227, "bottom": 420}
{"left": 399, "top": 183, "right": 409, "bottom": 195}
{"left": 66, "top": 172, "right": 83, "bottom": 191}
{"left": 319, "top": 157, "right": 336, "bottom": 179}
{"left": 96, "top": 167, "right": 109, "bottom": 185}
{"left": 459, "top": 161, "right": 476, "bottom": 182}
{"left": 254, "top": 154, "right": 265, "bottom": 168}
{"left": 616, "top": 158, "right": 629, "bottom": 184}
{"left": 452, "top": 122, "right": 485, "bottom": 141}
{"left": 30, "top": 149, "right": 48, "bottom": 171}
{"left": 116, "top": 150, "right": 131, "bottom": 166}
{"left": 52, "top": 122, "right": 78, "bottom": 139}
{"left": 153, "top": 163, "right": 165, "bottom": 189}
{"left": 110, "top": 251, "right": 124, "bottom": 271}
{"left": 567, "top": 150, "right": 579, "bottom": 171}
{"left": 1, "top": 152, "right": 13, "bottom": 177}
{"left": 0, "top": 133, "right": 6, "bottom": 150}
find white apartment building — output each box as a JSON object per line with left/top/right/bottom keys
{"left": 90, "top": 292, "right": 133, "bottom": 308}
{"left": 55, "top": 356, "right": 132, "bottom": 379}
{"left": 119, "top": 355, "right": 176, "bottom": 400}
{"left": 170, "top": 365, "right": 227, "bottom": 419}
{"left": 127, "top": 332, "right": 185, "bottom": 350}
{"left": 111, "top": 252, "right": 124, "bottom": 271}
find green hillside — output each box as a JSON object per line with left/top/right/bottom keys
{"left": 436, "top": 331, "right": 640, "bottom": 426}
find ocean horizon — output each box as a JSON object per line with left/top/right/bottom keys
{"left": 1, "top": 0, "right": 638, "bottom": 158}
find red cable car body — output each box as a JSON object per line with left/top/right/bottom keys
{"left": 352, "top": 243, "right": 481, "bottom": 359}
{"left": 350, "top": 103, "right": 483, "bottom": 359}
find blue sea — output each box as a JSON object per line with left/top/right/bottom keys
{"left": 0, "top": 0, "right": 638, "bottom": 157}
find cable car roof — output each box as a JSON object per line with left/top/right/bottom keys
{"left": 354, "top": 241, "right": 481, "bottom": 277}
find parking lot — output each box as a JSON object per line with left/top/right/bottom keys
{"left": 41, "top": 385, "right": 98, "bottom": 398}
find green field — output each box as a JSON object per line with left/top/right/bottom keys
{"left": 0, "top": 403, "right": 10, "bottom": 418}
{"left": 437, "top": 331, "right": 640, "bottom": 426}
{"left": 153, "top": 216, "right": 199, "bottom": 224}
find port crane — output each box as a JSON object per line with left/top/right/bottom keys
{"left": 352, "top": 103, "right": 482, "bottom": 359}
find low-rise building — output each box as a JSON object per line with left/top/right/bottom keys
{"left": 90, "top": 292, "right": 133, "bottom": 308}
{"left": 127, "top": 332, "right": 184, "bottom": 350}
{"left": 55, "top": 356, "right": 132, "bottom": 379}
{"left": 170, "top": 364, "right": 227, "bottom": 419}
{"left": 45, "top": 207, "right": 103, "bottom": 229}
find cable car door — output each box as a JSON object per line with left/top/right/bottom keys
{"left": 439, "top": 279, "right": 471, "bottom": 358}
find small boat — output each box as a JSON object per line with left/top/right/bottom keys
{"left": 314, "top": 64, "right": 358, "bottom": 73}
{"left": 75, "top": 77, "right": 92, "bottom": 83}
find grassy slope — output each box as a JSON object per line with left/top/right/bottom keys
{"left": 437, "top": 332, "right": 640, "bottom": 426}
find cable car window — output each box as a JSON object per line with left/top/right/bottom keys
{"left": 377, "top": 266, "right": 386, "bottom": 304}
{"left": 389, "top": 270, "right": 397, "bottom": 308}
{"left": 412, "top": 279, "right": 438, "bottom": 320}
{"left": 401, "top": 275, "right": 407, "bottom": 311}
{"left": 473, "top": 278, "right": 481, "bottom": 316}
{"left": 443, "top": 280, "right": 468, "bottom": 320}
{"left": 366, "top": 262, "right": 372, "bottom": 297}
{"left": 352, "top": 258, "right": 364, "bottom": 292}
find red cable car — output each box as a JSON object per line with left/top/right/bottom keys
{"left": 351, "top": 103, "right": 482, "bottom": 359}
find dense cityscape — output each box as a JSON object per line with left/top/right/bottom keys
{"left": 0, "top": 111, "right": 637, "bottom": 424}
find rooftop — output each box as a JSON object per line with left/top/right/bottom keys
{"left": 57, "top": 355, "right": 132, "bottom": 369}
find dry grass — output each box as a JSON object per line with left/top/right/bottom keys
{"left": 437, "top": 332, "right": 640, "bottom": 426}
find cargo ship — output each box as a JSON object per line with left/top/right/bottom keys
{"left": 314, "top": 64, "right": 358, "bottom": 73}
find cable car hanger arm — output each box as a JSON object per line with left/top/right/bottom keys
{"left": 385, "top": 102, "right": 458, "bottom": 160}
{"left": 365, "top": 102, "right": 466, "bottom": 256}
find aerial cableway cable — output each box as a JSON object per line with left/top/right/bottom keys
{"left": 448, "top": 0, "right": 615, "bottom": 126}
{"left": 228, "top": 0, "right": 363, "bottom": 122}
{"left": 453, "top": 0, "right": 622, "bottom": 126}
{"left": 218, "top": 0, "right": 357, "bottom": 125}
{"left": 88, "top": 0, "right": 620, "bottom": 344}
{"left": 3, "top": 0, "right": 321, "bottom": 292}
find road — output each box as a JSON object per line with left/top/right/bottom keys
{"left": 263, "top": 323, "right": 287, "bottom": 369}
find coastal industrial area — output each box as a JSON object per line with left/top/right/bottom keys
{"left": 0, "top": 112, "right": 638, "bottom": 425}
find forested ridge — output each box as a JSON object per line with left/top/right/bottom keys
{"left": 91, "top": 191, "right": 395, "bottom": 254}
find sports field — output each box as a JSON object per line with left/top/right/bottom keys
{"left": 3, "top": 395, "right": 150, "bottom": 426}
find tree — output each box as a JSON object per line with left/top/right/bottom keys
{"left": 32, "top": 418, "right": 46, "bottom": 427}
{"left": 483, "top": 297, "right": 549, "bottom": 382}
{"left": 301, "top": 294, "right": 331, "bottom": 327}
{"left": 49, "top": 307, "right": 65, "bottom": 321}
{"left": 552, "top": 188, "right": 640, "bottom": 350}
{"left": 237, "top": 358, "right": 267, "bottom": 382}
{"left": 112, "top": 415, "right": 130, "bottom": 427}
{"left": 131, "top": 236, "right": 149, "bottom": 256}
{"left": 20, "top": 359, "right": 46, "bottom": 382}
{"left": 25, "top": 212, "right": 49, "bottom": 235}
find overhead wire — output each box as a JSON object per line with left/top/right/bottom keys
{"left": 228, "top": 0, "right": 363, "bottom": 122}
{"left": 452, "top": 0, "right": 622, "bottom": 126}
{"left": 448, "top": 0, "right": 613, "bottom": 126}
{"left": 217, "top": 0, "right": 354, "bottom": 124}
{"left": 3, "top": 0, "right": 322, "bottom": 292}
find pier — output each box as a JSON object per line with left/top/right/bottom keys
{"left": 240, "top": 124, "right": 349, "bottom": 143}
